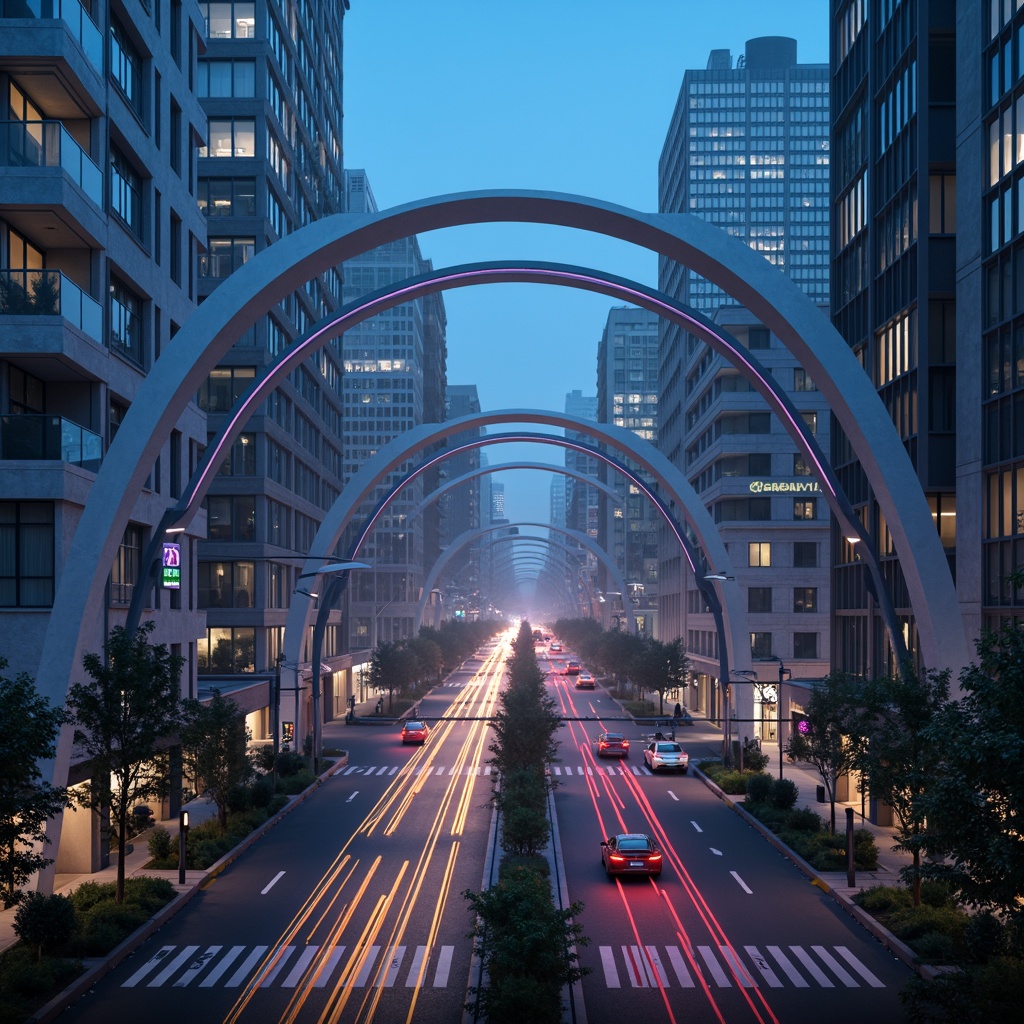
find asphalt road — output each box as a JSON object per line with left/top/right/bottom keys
{"left": 57, "top": 638, "right": 511, "bottom": 1024}
{"left": 546, "top": 662, "right": 914, "bottom": 1024}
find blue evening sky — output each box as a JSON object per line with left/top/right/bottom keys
{"left": 343, "top": 1, "right": 829, "bottom": 529}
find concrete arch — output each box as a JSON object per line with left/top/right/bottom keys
{"left": 417, "top": 524, "right": 632, "bottom": 631}
{"left": 283, "top": 420, "right": 740, "bottom": 685}
{"left": 36, "top": 192, "right": 970, "bottom": 874}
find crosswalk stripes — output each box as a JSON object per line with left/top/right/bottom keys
{"left": 334, "top": 763, "right": 661, "bottom": 778}
{"left": 598, "top": 944, "right": 885, "bottom": 990}
{"left": 122, "top": 944, "right": 457, "bottom": 990}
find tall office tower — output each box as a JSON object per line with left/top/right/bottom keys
{"left": 0, "top": 3, "right": 209, "bottom": 870}
{"left": 490, "top": 481, "right": 506, "bottom": 522}
{"left": 658, "top": 37, "right": 831, "bottom": 715}
{"left": 831, "top": 2, "right": 958, "bottom": 675}
{"left": 549, "top": 476, "right": 566, "bottom": 530}
{"left": 441, "top": 384, "right": 482, "bottom": 615}
{"left": 563, "top": 387, "right": 599, "bottom": 585}
{"left": 340, "top": 169, "right": 447, "bottom": 650}
{"left": 596, "top": 307, "right": 661, "bottom": 634}
{"left": 195, "top": 2, "right": 350, "bottom": 717}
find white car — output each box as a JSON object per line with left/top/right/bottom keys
{"left": 644, "top": 741, "right": 689, "bottom": 773}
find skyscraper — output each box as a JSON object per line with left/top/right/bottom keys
{"left": 340, "top": 169, "right": 447, "bottom": 650}
{"left": 831, "top": 2, "right": 957, "bottom": 675}
{"left": 1, "top": 2, "right": 210, "bottom": 870}
{"left": 658, "top": 38, "right": 831, "bottom": 722}
{"left": 563, "top": 387, "right": 599, "bottom": 585}
{"left": 195, "top": 0, "right": 350, "bottom": 717}
{"left": 441, "top": 384, "right": 482, "bottom": 612}
{"left": 596, "top": 307, "right": 661, "bottom": 634}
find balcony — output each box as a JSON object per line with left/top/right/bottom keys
{"left": 1, "top": 413, "right": 102, "bottom": 470}
{"left": 1, "top": 0, "right": 103, "bottom": 75}
{"left": 0, "top": 269, "right": 102, "bottom": 342}
{"left": 0, "top": 120, "right": 102, "bottom": 207}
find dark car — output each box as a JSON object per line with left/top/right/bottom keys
{"left": 565, "top": 661, "right": 581, "bottom": 675}
{"left": 401, "top": 720, "right": 429, "bottom": 745}
{"left": 601, "top": 833, "right": 663, "bottom": 878}
{"left": 595, "top": 731, "right": 629, "bottom": 757}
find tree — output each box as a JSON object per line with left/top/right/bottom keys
{"left": 406, "top": 634, "right": 443, "bottom": 686}
{"left": 65, "top": 623, "right": 184, "bottom": 903}
{"left": 368, "top": 641, "right": 416, "bottom": 709}
{"left": 629, "top": 636, "right": 688, "bottom": 714}
{"left": 180, "top": 690, "right": 254, "bottom": 829}
{"left": 0, "top": 659, "right": 71, "bottom": 907}
{"left": 13, "top": 891, "right": 76, "bottom": 961}
{"left": 915, "top": 623, "right": 1024, "bottom": 918}
{"left": 785, "top": 672, "right": 861, "bottom": 833}
{"left": 846, "top": 668, "right": 950, "bottom": 906}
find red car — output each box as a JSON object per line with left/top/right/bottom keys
{"left": 601, "top": 833, "right": 663, "bottom": 879}
{"left": 401, "top": 720, "right": 429, "bottom": 745}
{"left": 565, "top": 661, "right": 581, "bottom": 675}
{"left": 595, "top": 731, "right": 629, "bottom": 757}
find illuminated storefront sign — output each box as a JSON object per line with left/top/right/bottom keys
{"left": 161, "top": 542, "right": 181, "bottom": 589}
{"left": 749, "top": 480, "right": 820, "bottom": 494}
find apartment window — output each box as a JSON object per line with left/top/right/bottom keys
{"left": 0, "top": 502, "right": 54, "bottom": 607}
{"left": 793, "top": 454, "right": 814, "bottom": 476}
{"left": 266, "top": 498, "right": 290, "bottom": 547}
{"left": 748, "top": 326, "right": 771, "bottom": 349}
{"left": 793, "top": 587, "right": 818, "bottom": 613}
{"left": 750, "top": 632, "right": 773, "bottom": 658}
{"left": 197, "top": 366, "right": 256, "bottom": 412}
{"left": 109, "top": 277, "right": 144, "bottom": 365}
{"left": 793, "top": 368, "right": 817, "bottom": 392}
{"left": 198, "top": 60, "right": 256, "bottom": 97}
{"left": 110, "top": 147, "right": 142, "bottom": 237}
{"left": 200, "top": 236, "right": 255, "bottom": 277}
{"left": 198, "top": 560, "right": 254, "bottom": 608}
{"left": 205, "top": 495, "right": 256, "bottom": 541}
{"left": 201, "top": 2, "right": 256, "bottom": 39}
{"left": 801, "top": 411, "right": 818, "bottom": 435}
{"left": 929, "top": 174, "right": 956, "bottom": 234}
{"left": 748, "top": 587, "right": 772, "bottom": 613}
{"left": 793, "top": 632, "right": 819, "bottom": 659}
{"left": 749, "top": 542, "right": 772, "bottom": 567}
{"left": 267, "top": 562, "right": 289, "bottom": 608}
{"left": 201, "top": 119, "right": 256, "bottom": 158}
{"left": 793, "top": 541, "right": 818, "bottom": 568}
{"left": 110, "top": 19, "right": 143, "bottom": 115}
{"left": 170, "top": 102, "right": 182, "bottom": 175}
{"left": 215, "top": 432, "right": 256, "bottom": 475}
{"left": 110, "top": 523, "right": 142, "bottom": 605}
{"left": 793, "top": 499, "right": 817, "bottom": 520}
{"left": 8, "top": 365, "right": 45, "bottom": 414}
{"left": 198, "top": 178, "right": 256, "bottom": 217}
{"left": 198, "top": 626, "right": 255, "bottom": 673}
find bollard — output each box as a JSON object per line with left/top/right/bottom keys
{"left": 178, "top": 810, "right": 189, "bottom": 886}
{"left": 846, "top": 806, "right": 856, "bottom": 888}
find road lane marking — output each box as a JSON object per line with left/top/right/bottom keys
{"left": 622, "top": 945, "right": 652, "bottom": 987}
{"left": 148, "top": 946, "right": 199, "bottom": 987}
{"left": 790, "top": 945, "right": 834, "bottom": 987}
{"left": 730, "top": 870, "right": 753, "bottom": 893}
{"left": 690, "top": 821, "right": 703, "bottom": 832}
{"left": 433, "top": 945, "right": 453, "bottom": 986}
{"left": 720, "top": 945, "right": 757, "bottom": 987}
{"left": 226, "top": 946, "right": 268, "bottom": 987}
{"left": 644, "top": 945, "right": 670, "bottom": 986}
{"left": 382, "top": 945, "right": 406, "bottom": 986}
{"left": 600, "top": 946, "right": 620, "bottom": 987}
{"left": 260, "top": 945, "right": 295, "bottom": 986}
{"left": 835, "top": 946, "right": 885, "bottom": 987}
{"left": 744, "top": 945, "right": 784, "bottom": 987}
{"left": 173, "top": 945, "right": 222, "bottom": 987}
{"left": 405, "top": 945, "right": 428, "bottom": 987}
{"left": 665, "top": 946, "right": 696, "bottom": 987}
{"left": 281, "top": 945, "right": 318, "bottom": 987}
{"left": 261, "top": 870, "right": 285, "bottom": 894}
{"left": 766, "top": 945, "right": 809, "bottom": 987}
{"left": 199, "top": 945, "right": 245, "bottom": 987}
{"left": 697, "top": 945, "right": 732, "bottom": 986}
{"left": 668, "top": 790, "right": 679, "bottom": 801}
{"left": 353, "top": 945, "right": 380, "bottom": 986}
{"left": 313, "top": 946, "right": 346, "bottom": 987}
{"left": 812, "top": 945, "right": 859, "bottom": 986}
{"left": 346, "top": 791, "right": 359, "bottom": 802}
{"left": 710, "top": 848, "right": 722, "bottom": 856}
{"left": 122, "top": 945, "right": 176, "bottom": 987}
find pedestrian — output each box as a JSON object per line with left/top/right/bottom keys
{"left": 375, "top": 696, "right": 384, "bottom": 714}
{"left": 674, "top": 702, "right": 682, "bottom": 720}
{"left": 349, "top": 693, "right": 356, "bottom": 711}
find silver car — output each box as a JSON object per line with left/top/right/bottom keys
{"left": 644, "top": 741, "right": 689, "bottom": 773}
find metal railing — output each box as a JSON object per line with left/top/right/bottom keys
{"left": 1, "top": 413, "right": 103, "bottom": 470}
{"left": 0, "top": 268, "right": 103, "bottom": 342}
{"left": 1, "top": 0, "right": 104, "bottom": 73}
{"left": 0, "top": 119, "right": 103, "bottom": 206}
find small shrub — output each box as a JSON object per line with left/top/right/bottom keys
{"left": 745, "top": 773, "right": 775, "bottom": 804}
{"left": 250, "top": 775, "right": 275, "bottom": 808}
{"left": 743, "top": 747, "right": 771, "bottom": 773}
{"left": 72, "top": 900, "right": 148, "bottom": 956}
{"left": 226, "top": 783, "right": 252, "bottom": 814}
{"left": 853, "top": 828, "right": 879, "bottom": 869}
{"left": 276, "top": 768, "right": 315, "bottom": 794}
{"left": 66, "top": 880, "right": 111, "bottom": 914}
{"left": 911, "top": 931, "right": 957, "bottom": 964}
{"left": 920, "top": 879, "right": 957, "bottom": 908}
{"left": 964, "top": 913, "right": 1009, "bottom": 963}
{"left": 0, "top": 945, "right": 82, "bottom": 999}
{"left": 886, "top": 904, "right": 969, "bottom": 945}
{"left": 713, "top": 770, "right": 750, "bottom": 794}
{"left": 13, "top": 893, "right": 77, "bottom": 961}
{"left": 771, "top": 778, "right": 799, "bottom": 810}
{"left": 785, "top": 807, "right": 822, "bottom": 832}
{"left": 147, "top": 825, "right": 173, "bottom": 861}
{"left": 855, "top": 884, "right": 912, "bottom": 914}
{"left": 276, "top": 751, "right": 306, "bottom": 777}
{"left": 122, "top": 876, "right": 177, "bottom": 912}
{"left": 267, "top": 794, "right": 288, "bottom": 815}
{"left": 254, "top": 746, "right": 275, "bottom": 772}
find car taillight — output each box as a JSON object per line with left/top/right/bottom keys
{"left": 609, "top": 854, "right": 626, "bottom": 863}
{"left": 649, "top": 853, "right": 662, "bottom": 862}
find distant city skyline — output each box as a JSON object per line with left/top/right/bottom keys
{"left": 343, "top": 1, "right": 829, "bottom": 528}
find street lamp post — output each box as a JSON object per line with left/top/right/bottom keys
{"left": 777, "top": 660, "right": 792, "bottom": 779}
{"left": 178, "top": 810, "right": 189, "bottom": 886}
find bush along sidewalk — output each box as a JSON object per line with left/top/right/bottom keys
{"left": 0, "top": 877, "right": 178, "bottom": 1024}
{"left": 699, "top": 762, "right": 879, "bottom": 872}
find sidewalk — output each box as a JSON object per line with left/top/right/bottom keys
{"left": 0, "top": 795, "right": 221, "bottom": 956}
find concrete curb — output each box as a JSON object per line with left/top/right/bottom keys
{"left": 25, "top": 756, "right": 348, "bottom": 1024}
{"left": 692, "top": 766, "right": 941, "bottom": 981}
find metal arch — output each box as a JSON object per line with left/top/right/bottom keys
{"left": 41, "top": 219, "right": 966, "bottom": 729}
{"left": 415, "top": 523, "right": 635, "bottom": 633}
{"left": 410, "top": 460, "right": 623, "bottom": 517}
